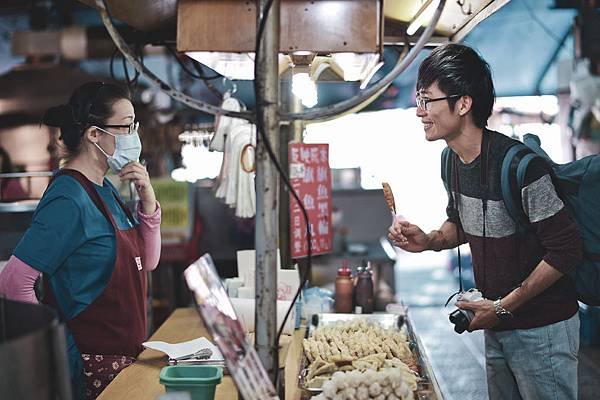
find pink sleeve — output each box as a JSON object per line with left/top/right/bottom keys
{"left": 0, "top": 255, "right": 40, "bottom": 304}
{"left": 136, "top": 201, "right": 162, "bottom": 271}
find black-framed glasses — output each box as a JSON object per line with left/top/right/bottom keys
{"left": 416, "top": 94, "right": 464, "bottom": 111}
{"left": 95, "top": 121, "right": 139, "bottom": 135}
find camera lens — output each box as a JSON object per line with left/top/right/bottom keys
{"left": 449, "top": 309, "right": 470, "bottom": 334}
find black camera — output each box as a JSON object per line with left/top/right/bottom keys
{"left": 448, "top": 288, "right": 482, "bottom": 334}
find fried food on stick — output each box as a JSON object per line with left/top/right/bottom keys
{"left": 382, "top": 182, "right": 396, "bottom": 215}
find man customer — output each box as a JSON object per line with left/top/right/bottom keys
{"left": 388, "top": 43, "right": 583, "bottom": 400}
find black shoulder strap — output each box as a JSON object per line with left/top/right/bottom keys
{"left": 441, "top": 147, "right": 457, "bottom": 218}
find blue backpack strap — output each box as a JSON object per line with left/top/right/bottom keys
{"left": 501, "top": 144, "right": 530, "bottom": 232}
{"left": 516, "top": 153, "right": 538, "bottom": 190}
{"left": 523, "top": 134, "right": 554, "bottom": 165}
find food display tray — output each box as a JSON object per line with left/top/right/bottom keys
{"left": 298, "top": 313, "right": 443, "bottom": 399}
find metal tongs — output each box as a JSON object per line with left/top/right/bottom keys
{"left": 172, "top": 348, "right": 213, "bottom": 361}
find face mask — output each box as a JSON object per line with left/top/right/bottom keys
{"left": 93, "top": 125, "right": 142, "bottom": 174}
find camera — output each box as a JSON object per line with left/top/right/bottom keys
{"left": 448, "top": 288, "right": 483, "bottom": 334}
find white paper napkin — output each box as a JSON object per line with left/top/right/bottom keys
{"left": 142, "top": 337, "right": 223, "bottom": 361}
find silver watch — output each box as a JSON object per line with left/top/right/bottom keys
{"left": 493, "top": 298, "right": 514, "bottom": 321}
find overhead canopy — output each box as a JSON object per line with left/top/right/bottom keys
{"left": 367, "top": 0, "right": 577, "bottom": 111}
{"left": 0, "top": 0, "right": 580, "bottom": 118}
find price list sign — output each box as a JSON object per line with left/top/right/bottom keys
{"left": 289, "top": 143, "right": 333, "bottom": 258}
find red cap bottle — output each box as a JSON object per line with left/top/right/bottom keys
{"left": 334, "top": 260, "right": 354, "bottom": 313}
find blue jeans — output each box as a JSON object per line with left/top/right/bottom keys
{"left": 484, "top": 313, "right": 579, "bottom": 400}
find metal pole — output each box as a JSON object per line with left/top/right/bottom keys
{"left": 255, "top": 0, "right": 280, "bottom": 384}
{"left": 279, "top": 83, "right": 303, "bottom": 271}
{"left": 291, "top": 92, "right": 304, "bottom": 142}
{"left": 279, "top": 81, "right": 292, "bottom": 272}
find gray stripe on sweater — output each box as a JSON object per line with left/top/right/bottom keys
{"left": 452, "top": 174, "right": 564, "bottom": 238}
{"left": 454, "top": 193, "right": 517, "bottom": 238}
{"left": 521, "top": 174, "right": 564, "bottom": 223}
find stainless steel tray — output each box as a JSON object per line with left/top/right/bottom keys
{"left": 298, "top": 313, "right": 443, "bottom": 400}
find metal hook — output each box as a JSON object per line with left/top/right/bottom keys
{"left": 456, "top": 0, "right": 472, "bottom": 16}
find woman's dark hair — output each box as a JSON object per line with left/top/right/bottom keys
{"left": 0, "top": 146, "right": 13, "bottom": 173}
{"left": 417, "top": 43, "right": 495, "bottom": 129}
{"left": 42, "top": 82, "right": 130, "bottom": 156}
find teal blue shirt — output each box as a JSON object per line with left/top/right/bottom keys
{"left": 14, "top": 174, "right": 138, "bottom": 317}
{"left": 13, "top": 173, "right": 138, "bottom": 397}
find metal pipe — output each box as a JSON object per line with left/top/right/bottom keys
{"left": 255, "top": 0, "right": 280, "bottom": 385}
{"left": 95, "top": 0, "right": 253, "bottom": 121}
{"left": 0, "top": 172, "right": 54, "bottom": 178}
{"left": 96, "top": 0, "right": 443, "bottom": 124}
{"left": 290, "top": 92, "right": 304, "bottom": 142}
{"left": 280, "top": 0, "right": 446, "bottom": 121}
{"left": 278, "top": 83, "right": 303, "bottom": 271}
{"left": 278, "top": 81, "right": 292, "bottom": 273}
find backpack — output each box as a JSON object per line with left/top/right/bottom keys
{"left": 442, "top": 134, "right": 600, "bottom": 305}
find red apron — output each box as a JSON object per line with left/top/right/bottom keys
{"left": 43, "top": 169, "right": 147, "bottom": 398}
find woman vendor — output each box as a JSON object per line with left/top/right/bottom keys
{"left": 0, "top": 81, "right": 161, "bottom": 399}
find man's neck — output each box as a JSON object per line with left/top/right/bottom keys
{"left": 447, "top": 125, "right": 485, "bottom": 164}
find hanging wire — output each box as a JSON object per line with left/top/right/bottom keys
{"left": 94, "top": 0, "right": 443, "bottom": 122}
{"left": 251, "top": 0, "right": 314, "bottom": 388}
{"left": 96, "top": 0, "right": 254, "bottom": 120}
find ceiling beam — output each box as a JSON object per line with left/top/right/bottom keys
{"left": 451, "top": 0, "right": 511, "bottom": 42}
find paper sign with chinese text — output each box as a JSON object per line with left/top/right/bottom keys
{"left": 289, "top": 143, "right": 332, "bottom": 258}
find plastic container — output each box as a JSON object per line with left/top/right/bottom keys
{"left": 159, "top": 365, "right": 223, "bottom": 400}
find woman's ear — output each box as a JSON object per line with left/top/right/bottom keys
{"left": 84, "top": 126, "right": 101, "bottom": 144}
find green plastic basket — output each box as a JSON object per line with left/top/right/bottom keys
{"left": 159, "top": 365, "right": 223, "bottom": 400}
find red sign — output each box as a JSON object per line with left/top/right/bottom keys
{"left": 289, "top": 143, "right": 333, "bottom": 258}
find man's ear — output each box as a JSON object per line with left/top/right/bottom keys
{"left": 84, "top": 126, "right": 101, "bottom": 144}
{"left": 458, "top": 95, "right": 473, "bottom": 116}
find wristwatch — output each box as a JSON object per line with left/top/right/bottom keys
{"left": 493, "top": 298, "right": 514, "bottom": 321}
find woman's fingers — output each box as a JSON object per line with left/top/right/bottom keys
{"left": 119, "top": 162, "right": 150, "bottom": 186}
{"left": 119, "top": 170, "right": 145, "bottom": 181}
{"left": 119, "top": 162, "right": 147, "bottom": 176}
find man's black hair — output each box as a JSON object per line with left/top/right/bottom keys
{"left": 417, "top": 43, "right": 495, "bottom": 129}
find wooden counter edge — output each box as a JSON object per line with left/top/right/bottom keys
{"left": 98, "top": 308, "right": 306, "bottom": 400}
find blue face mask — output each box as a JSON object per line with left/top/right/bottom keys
{"left": 93, "top": 122, "right": 142, "bottom": 174}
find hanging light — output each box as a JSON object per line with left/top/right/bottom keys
{"left": 406, "top": 0, "right": 441, "bottom": 36}
{"left": 289, "top": 52, "right": 318, "bottom": 108}
{"left": 292, "top": 72, "right": 318, "bottom": 108}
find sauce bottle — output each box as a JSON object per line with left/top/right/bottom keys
{"left": 355, "top": 262, "right": 374, "bottom": 314}
{"left": 334, "top": 260, "right": 354, "bottom": 313}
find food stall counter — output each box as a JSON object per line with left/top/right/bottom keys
{"left": 98, "top": 308, "right": 305, "bottom": 400}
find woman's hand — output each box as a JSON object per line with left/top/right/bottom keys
{"left": 118, "top": 161, "right": 157, "bottom": 214}
{"left": 387, "top": 218, "right": 430, "bottom": 253}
